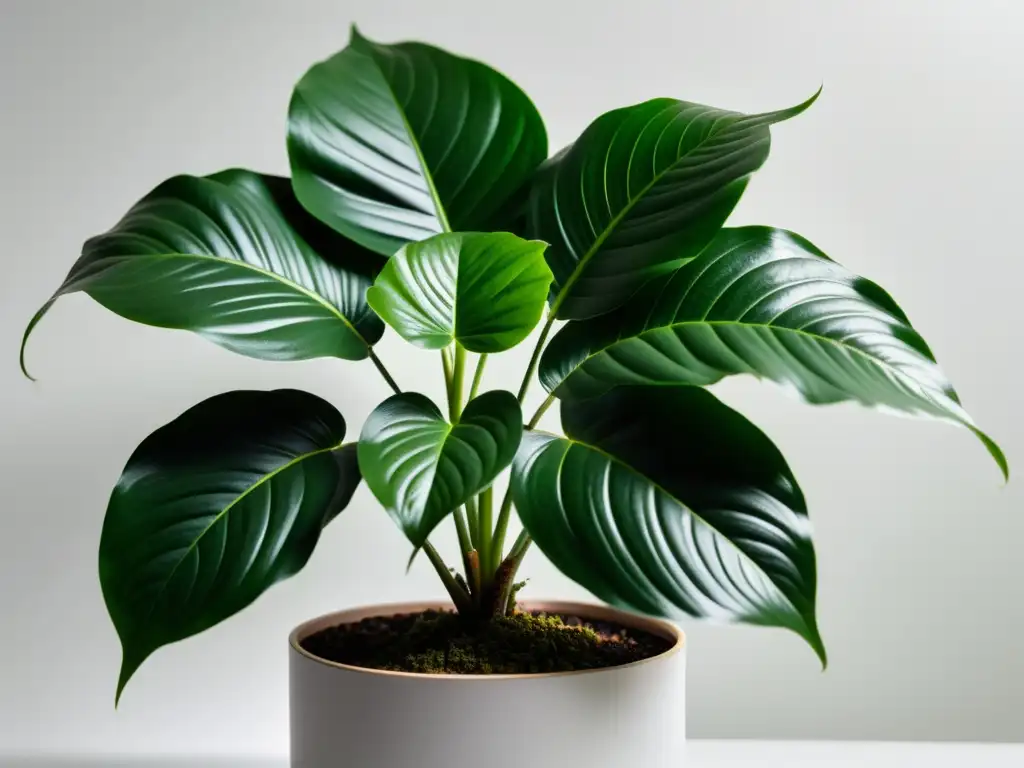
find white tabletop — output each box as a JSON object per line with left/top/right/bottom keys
{"left": 4, "top": 742, "right": 1023, "bottom": 767}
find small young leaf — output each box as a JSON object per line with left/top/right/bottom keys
{"left": 367, "top": 232, "right": 552, "bottom": 353}
{"left": 359, "top": 391, "right": 523, "bottom": 546}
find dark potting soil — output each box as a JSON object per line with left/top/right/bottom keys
{"left": 300, "top": 609, "right": 673, "bottom": 674}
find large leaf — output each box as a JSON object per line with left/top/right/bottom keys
{"left": 100, "top": 389, "right": 360, "bottom": 702}
{"left": 21, "top": 170, "right": 384, "bottom": 377}
{"left": 359, "top": 391, "right": 522, "bottom": 546}
{"left": 527, "top": 91, "right": 818, "bottom": 320}
{"left": 288, "top": 26, "right": 547, "bottom": 255}
{"left": 540, "top": 227, "right": 1006, "bottom": 478}
{"left": 366, "top": 231, "right": 552, "bottom": 352}
{"left": 513, "top": 385, "right": 825, "bottom": 662}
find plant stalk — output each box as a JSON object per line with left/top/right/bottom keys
{"left": 527, "top": 393, "right": 556, "bottom": 429}
{"left": 422, "top": 541, "right": 472, "bottom": 614}
{"left": 515, "top": 313, "right": 556, "bottom": 404}
{"left": 368, "top": 349, "right": 402, "bottom": 395}
{"left": 465, "top": 498, "right": 480, "bottom": 550}
{"left": 468, "top": 353, "right": 488, "bottom": 401}
{"left": 477, "top": 486, "right": 494, "bottom": 584}
{"left": 449, "top": 343, "right": 467, "bottom": 422}
{"left": 490, "top": 486, "right": 516, "bottom": 571}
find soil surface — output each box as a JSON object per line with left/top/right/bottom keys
{"left": 300, "top": 609, "right": 673, "bottom": 674}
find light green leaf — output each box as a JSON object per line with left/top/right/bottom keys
{"left": 513, "top": 385, "right": 825, "bottom": 663}
{"left": 101, "top": 389, "right": 360, "bottom": 702}
{"left": 528, "top": 91, "right": 819, "bottom": 320}
{"left": 540, "top": 226, "right": 1006, "bottom": 478}
{"left": 366, "top": 231, "right": 552, "bottom": 352}
{"left": 288, "top": 26, "right": 547, "bottom": 255}
{"left": 358, "top": 391, "right": 523, "bottom": 546}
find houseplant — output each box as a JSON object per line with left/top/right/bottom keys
{"left": 20, "top": 25, "right": 1005, "bottom": 768}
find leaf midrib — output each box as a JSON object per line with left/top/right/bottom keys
{"left": 563, "top": 318, "right": 965, "bottom": 418}
{"left": 534, "top": 430, "right": 816, "bottom": 634}
{"left": 549, "top": 113, "right": 752, "bottom": 316}
{"left": 360, "top": 44, "right": 452, "bottom": 234}
{"left": 144, "top": 441, "right": 346, "bottom": 619}
{"left": 67, "top": 252, "right": 371, "bottom": 346}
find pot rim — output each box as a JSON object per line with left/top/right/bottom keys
{"left": 289, "top": 599, "right": 684, "bottom": 681}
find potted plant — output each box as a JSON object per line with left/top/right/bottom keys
{"left": 21, "top": 26, "right": 1005, "bottom": 768}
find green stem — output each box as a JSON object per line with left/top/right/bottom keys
{"left": 441, "top": 348, "right": 453, "bottom": 401}
{"left": 516, "top": 313, "right": 556, "bottom": 404}
{"left": 466, "top": 498, "right": 480, "bottom": 550}
{"left": 468, "top": 353, "right": 488, "bottom": 401}
{"left": 490, "top": 486, "right": 515, "bottom": 571}
{"left": 527, "top": 393, "right": 556, "bottom": 429}
{"left": 509, "top": 528, "right": 532, "bottom": 561}
{"left": 422, "top": 541, "right": 472, "bottom": 614}
{"left": 449, "top": 343, "right": 467, "bottom": 422}
{"left": 454, "top": 508, "right": 473, "bottom": 555}
{"left": 477, "top": 486, "right": 494, "bottom": 584}
{"left": 368, "top": 350, "right": 402, "bottom": 395}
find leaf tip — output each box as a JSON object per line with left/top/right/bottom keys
{"left": 20, "top": 298, "right": 56, "bottom": 383}
{"left": 406, "top": 546, "right": 421, "bottom": 573}
{"left": 972, "top": 427, "right": 1008, "bottom": 484}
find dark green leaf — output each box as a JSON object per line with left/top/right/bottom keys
{"left": 288, "top": 26, "right": 548, "bottom": 255}
{"left": 358, "top": 391, "right": 522, "bottom": 546}
{"left": 366, "top": 231, "right": 552, "bottom": 352}
{"left": 101, "top": 389, "right": 360, "bottom": 702}
{"left": 540, "top": 226, "right": 1006, "bottom": 478}
{"left": 21, "top": 170, "right": 384, "bottom": 377}
{"left": 528, "top": 91, "right": 818, "bottom": 320}
{"left": 513, "top": 385, "right": 825, "bottom": 662}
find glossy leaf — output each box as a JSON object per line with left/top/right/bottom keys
{"left": 366, "top": 231, "right": 552, "bottom": 352}
{"left": 540, "top": 226, "right": 1006, "bottom": 478}
{"left": 513, "top": 385, "right": 825, "bottom": 661}
{"left": 100, "top": 389, "right": 360, "bottom": 702}
{"left": 359, "top": 391, "right": 522, "bottom": 546}
{"left": 528, "top": 91, "right": 819, "bottom": 320}
{"left": 288, "top": 26, "right": 547, "bottom": 255}
{"left": 21, "top": 170, "right": 384, "bottom": 376}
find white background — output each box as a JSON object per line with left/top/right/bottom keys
{"left": 1, "top": 0, "right": 1022, "bottom": 757}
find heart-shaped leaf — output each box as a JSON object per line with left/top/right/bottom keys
{"left": 528, "top": 91, "right": 818, "bottom": 320}
{"left": 358, "top": 391, "right": 522, "bottom": 546}
{"left": 101, "top": 389, "right": 360, "bottom": 702}
{"left": 540, "top": 226, "right": 1006, "bottom": 478}
{"left": 21, "top": 170, "right": 384, "bottom": 377}
{"left": 366, "top": 231, "right": 552, "bottom": 352}
{"left": 513, "top": 385, "right": 825, "bottom": 662}
{"left": 288, "top": 26, "right": 547, "bottom": 256}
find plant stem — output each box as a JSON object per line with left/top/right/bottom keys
{"left": 465, "top": 498, "right": 480, "bottom": 550}
{"left": 527, "top": 393, "right": 556, "bottom": 429}
{"left": 515, "top": 313, "right": 556, "bottom": 404}
{"left": 449, "top": 343, "right": 467, "bottom": 422}
{"left": 441, "top": 348, "right": 454, "bottom": 401}
{"left": 490, "top": 486, "right": 515, "bottom": 571}
{"left": 422, "top": 541, "right": 472, "bottom": 614}
{"left": 477, "top": 486, "right": 494, "bottom": 584}
{"left": 368, "top": 350, "right": 402, "bottom": 395}
{"left": 467, "top": 353, "right": 488, "bottom": 401}
{"left": 454, "top": 508, "right": 473, "bottom": 556}
{"left": 508, "top": 528, "right": 532, "bottom": 561}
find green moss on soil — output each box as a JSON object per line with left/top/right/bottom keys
{"left": 301, "top": 609, "right": 672, "bottom": 674}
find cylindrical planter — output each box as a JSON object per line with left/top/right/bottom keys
{"left": 290, "top": 600, "right": 686, "bottom": 768}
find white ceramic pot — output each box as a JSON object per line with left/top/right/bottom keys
{"left": 289, "top": 600, "right": 686, "bottom": 768}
